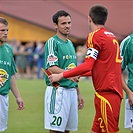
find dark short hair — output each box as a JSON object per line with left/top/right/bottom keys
{"left": 0, "top": 17, "right": 8, "bottom": 25}
{"left": 89, "top": 5, "right": 108, "bottom": 25}
{"left": 52, "top": 10, "right": 71, "bottom": 24}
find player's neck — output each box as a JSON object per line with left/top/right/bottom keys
{"left": 93, "top": 25, "right": 104, "bottom": 31}
{"left": 56, "top": 33, "right": 68, "bottom": 42}
{"left": 0, "top": 41, "right": 4, "bottom": 46}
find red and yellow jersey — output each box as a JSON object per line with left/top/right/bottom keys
{"left": 63, "top": 28, "right": 123, "bottom": 98}
{"left": 86, "top": 28, "right": 123, "bottom": 98}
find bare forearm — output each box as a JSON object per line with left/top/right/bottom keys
{"left": 76, "top": 87, "right": 84, "bottom": 109}
{"left": 76, "top": 87, "right": 81, "bottom": 95}
{"left": 11, "top": 75, "right": 25, "bottom": 110}
{"left": 122, "top": 73, "right": 132, "bottom": 94}
{"left": 48, "top": 66, "right": 65, "bottom": 74}
{"left": 10, "top": 75, "right": 21, "bottom": 98}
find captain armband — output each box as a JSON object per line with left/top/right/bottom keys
{"left": 86, "top": 48, "right": 99, "bottom": 60}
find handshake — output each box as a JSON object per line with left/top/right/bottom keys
{"left": 41, "top": 68, "right": 80, "bottom": 89}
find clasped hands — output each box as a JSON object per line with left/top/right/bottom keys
{"left": 48, "top": 73, "right": 80, "bottom": 83}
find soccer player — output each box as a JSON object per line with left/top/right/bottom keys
{"left": 43, "top": 10, "right": 84, "bottom": 133}
{"left": 0, "top": 17, "right": 25, "bottom": 132}
{"left": 120, "top": 34, "right": 133, "bottom": 133}
{"left": 49, "top": 5, "right": 123, "bottom": 133}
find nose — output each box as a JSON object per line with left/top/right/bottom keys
{"left": 66, "top": 23, "right": 71, "bottom": 29}
{"left": 4, "top": 30, "right": 8, "bottom": 34}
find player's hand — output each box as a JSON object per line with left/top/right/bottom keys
{"left": 128, "top": 92, "right": 133, "bottom": 108}
{"left": 78, "top": 94, "right": 84, "bottom": 110}
{"left": 68, "top": 76, "right": 80, "bottom": 82}
{"left": 16, "top": 97, "right": 25, "bottom": 110}
{"left": 49, "top": 73, "right": 63, "bottom": 83}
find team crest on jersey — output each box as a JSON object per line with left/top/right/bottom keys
{"left": 66, "top": 63, "right": 76, "bottom": 70}
{"left": 0, "top": 69, "right": 9, "bottom": 87}
{"left": 47, "top": 54, "right": 58, "bottom": 63}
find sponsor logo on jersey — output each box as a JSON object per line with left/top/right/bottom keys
{"left": 0, "top": 69, "right": 9, "bottom": 87}
{"left": 47, "top": 54, "right": 58, "bottom": 63}
{"left": 0, "top": 60, "right": 11, "bottom": 66}
{"left": 66, "top": 63, "right": 76, "bottom": 70}
{"left": 63, "top": 55, "right": 76, "bottom": 60}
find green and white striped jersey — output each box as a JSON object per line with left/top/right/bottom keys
{"left": 120, "top": 34, "right": 133, "bottom": 96}
{"left": 0, "top": 43, "right": 17, "bottom": 95}
{"left": 44, "top": 35, "right": 78, "bottom": 88}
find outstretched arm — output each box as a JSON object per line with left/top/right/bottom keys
{"left": 47, "top": 66, "right": 80, "bottom": 82}
{"left": 49, "top": 57, "right": 95, "bottom": 83}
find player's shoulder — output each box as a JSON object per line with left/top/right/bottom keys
{"left": 91, "top": 28, "right": 115, "bottom": 38}
{"left": 130, "top": 33, "right": 133, "bottom": 38}
{"left": 90, "top": 28, "right": 115, "bottom": 41}
{"left": 46, "top": 36, "right": 55, "bottom": 43}
{"left": 2, "top": 43, "right": 13, "bottom": 55}
{"left": 99, "top": 28, "right": 116, "bottom": 38}
{"left": 45, "top": 36, "right": 55, "bottom": 47}
{"left": 67, "top": 38, "right": 73, "bottom": 44}
{"left": 128, "top": 34, "right": 133, "bottom": 44}
{"left": 127, "top": 34, "right": 133, "bottom": 48}
{"left": 120, "top": 34, "right": 133, "bottom": 47}
{"left": 4, "top": 43, "right": 13, "bottom": 50}
{"left": 88, "top": 29, "right": 101, "bottom": 39}
{"left": 4, "top": 43, "right": 11, "bottom": 47}
{"left": 123, "top": 34, "right": 133, "bottom": 42}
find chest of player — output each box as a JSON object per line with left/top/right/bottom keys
{"left": 0, "top": 47, "right": 12, "bottom": 68}
{"left": 56, "top": 43, "right": 76, "bottom": 61}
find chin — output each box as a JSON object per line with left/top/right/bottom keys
{"left": 2, "top": 40, "right": 7, "bottom": 43}
{"left": 66, "top": 32, "right": 70, "bottom": 35}
{"left": 3, "top": 38, "right": 7, "bottom": 42}
{"left": 63, "top": 33, "right": 69, "bottom": 36}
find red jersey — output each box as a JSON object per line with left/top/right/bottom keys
{"left": 63, "top": 28, "right": 123, "bottom": 98}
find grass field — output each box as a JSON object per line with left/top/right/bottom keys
{"left": 3, "top": 79, "right": 130, "bottom": 133}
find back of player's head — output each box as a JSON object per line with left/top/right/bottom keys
{"left": 0, "top": 17, "right": 8, "bottom": 25}
{"left": 52, "top": 10, "right": 71, "bottom": 24}
{"left": 89, "top": 5, "right": 108, "bottom": 25}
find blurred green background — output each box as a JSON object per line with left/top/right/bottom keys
{"left": 3, "top": 79, "right": 130, "bottom": 133}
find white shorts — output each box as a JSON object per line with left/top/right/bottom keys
{"left": 124, "top": 99, "right": 133, "bottom": 130}
{"left": 0, "top": 94, "right": 9, "bottom": 132}
{"left": 44, "top": 86, "right": 78, "bottom": 132}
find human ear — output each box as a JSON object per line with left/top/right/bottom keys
{"left": 88, "top": 16, "right": 92, "bottom": 23}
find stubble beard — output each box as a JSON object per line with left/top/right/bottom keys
{"left": 60, "top": 31, "right": 69, "bottom": 37}
{"left": 0, "top": 38, "right": 6, "bottom": 44}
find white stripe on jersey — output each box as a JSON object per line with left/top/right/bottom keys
{"left": 47, "top": 38, "right": 56, "bottom": 66}
{"left": 120, "top": 35, "right": 131, "bottom": 58}
{"left": 48, "top": 38, "right": 53, "bottom": 55}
